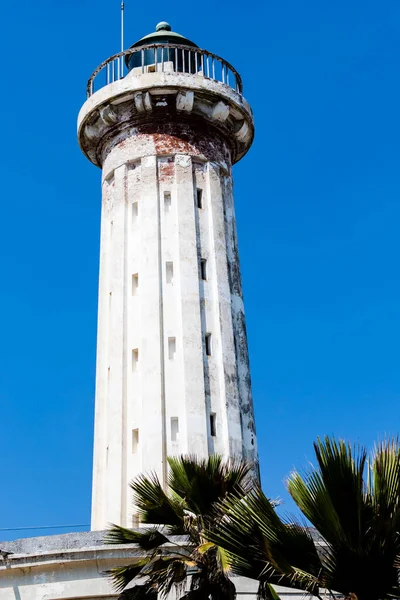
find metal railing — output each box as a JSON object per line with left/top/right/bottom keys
{"left": 86, "top": 43, "right": 243, "bottom": 98}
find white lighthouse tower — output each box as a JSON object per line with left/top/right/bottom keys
{"left": 78, "top": 22, "right": 258, "bottom": 531}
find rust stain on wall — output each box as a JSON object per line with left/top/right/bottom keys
{"left": 136, "top": 122, "right": 231, "bottom": 165}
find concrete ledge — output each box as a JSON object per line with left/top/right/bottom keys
{"left": 77, "top": 71, "right": 255, "bottom": 167}
{"left": 0, "top": 531, "right": 309, "bottom": 600}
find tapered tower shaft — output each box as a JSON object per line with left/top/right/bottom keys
{"left": 78, "top": 23, "right": 258, "bottom": 530}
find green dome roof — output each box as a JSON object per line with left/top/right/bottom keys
{"left": 128, "top": 22, "right": 198, "bottom": 50}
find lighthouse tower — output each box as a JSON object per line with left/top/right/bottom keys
{"left": 78, "top": 22, "right": 258, "bottom": 530}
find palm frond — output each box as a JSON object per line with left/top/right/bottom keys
{"left": 287, "top": 437, "right": 367, "bottom": 548}
{"left": 198, "top": 541, "right": 215, "bottom": 554}
{"left": 105, "top": 524, "right": 142, "bottom": 545}
{"left": 118, "top": 584, "right": 157, "bottom": 600}
{"left": 131, "top": 472, "right": 184, "bottom": 529}
{"left": 314, "top": 437, "right": 366, "bottom": 547}
{"left": 216, "top": 546, "right": 231, "bottom": 575}
{"left": 156, "top": 558, "right": 188, "bottom": 597}
{"left": 208, "top": 481, "right": 323, "bottom": 594}
{"left": 168, "top": 455, "right": 252, "bottom": 517}
{"left": 141, "top": 555, "right": 190, "bottom": 599}
{"left": 105, "top": 524, "right": 169, "bottom": 551}
{"left": 206, "top": 489, "right": 282, "bottom": 582}
{"left": 106, "top": 561, "right": 150, "bottom": 592}
{"left": 257, "top": 582, "right": 282, "bottom": 600}
{"left": 188, "top": 566, "right": 236, "bottom": 600}
{"left": 371, "top": 438, "right": 400, "bottom": 529}
{"left": 180, "top": 590, "right": 209, "bottom": 600}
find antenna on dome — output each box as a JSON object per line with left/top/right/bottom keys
{"left": 121, "top": 1, "right": 125, "bottom": 53}
{"left": 121, "top": 1, "right": 125, "bottom": 76}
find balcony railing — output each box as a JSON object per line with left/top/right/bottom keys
{"left": 86, "top": 43, "right": 243, "bottom": 98}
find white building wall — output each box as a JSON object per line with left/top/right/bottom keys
{"left": 0, "top": 531, "right": 309, "bottom": 600}
{"left": 91, "top": 131, "right": 257, "bottom": 530}
{"left": 0, "top": 545, "right": 303, "bottom": 600}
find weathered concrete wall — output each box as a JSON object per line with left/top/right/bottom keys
{"left": 0, "top": 533, "right": 306, "bottom": 600}
{"left": 92, "top": 129, "right": 258, "bottom": 529}
{"left": 78, "top": 67, "right": 259, "bottom": 531}
{"left": 78, "top": 70, "right": 254, "bottom": 167}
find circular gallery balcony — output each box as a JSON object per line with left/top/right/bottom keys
{"left": 78, "top": 26, "right": 254, "bottom": 167}
{"left": 86, "top": 42, "right": 243, "bottom": 98}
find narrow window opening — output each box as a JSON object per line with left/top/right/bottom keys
{"left": 166, "top": 261, "right": 174, "bottom": 284}
{"left": 200, "top": 259, "right": 207, "bottom": 281}
{"left": 132, "top": 273, "right": 139, "bottom": 295}
{"left": 210, "top": 413, "right": 216, "bottom": 437}
{"left": 197, "top": 188, "right": 203, "bottom": 208}
{"left": 132, "top": 429, "right": 139, "bottom": 453}
{"left": 164, "top": 191, "right": 172, "bottom": 211}
{"left": 205, "top": 333, "right": 212, "bottom": 356}
{"left": 132, "top": 349, "right": 139, "bottom": 371}
{"left": 171, "top": 417, "right": 179, "bottom": 442}
{"left": 132, "top": 201, "right": 138, "bottom": 220}
{"left": 168, "top": 337, "right": 176, "bottom": 360}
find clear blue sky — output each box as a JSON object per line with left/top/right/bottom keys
{"left": 0, "top": 0, "right": 399, "bottom": 539}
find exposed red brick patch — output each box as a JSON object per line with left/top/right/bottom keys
{"left": 159, "top": 159, "right": 175, "bottom": 180}
{"left": 134, "top": 122, "right": 231, "bottom": 165}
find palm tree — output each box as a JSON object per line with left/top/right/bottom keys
{"left": 105, "top": 454, "right": 253, "bottom": 600}
{"left": 208, "top": 437, "right": 400, "bottom": 600}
